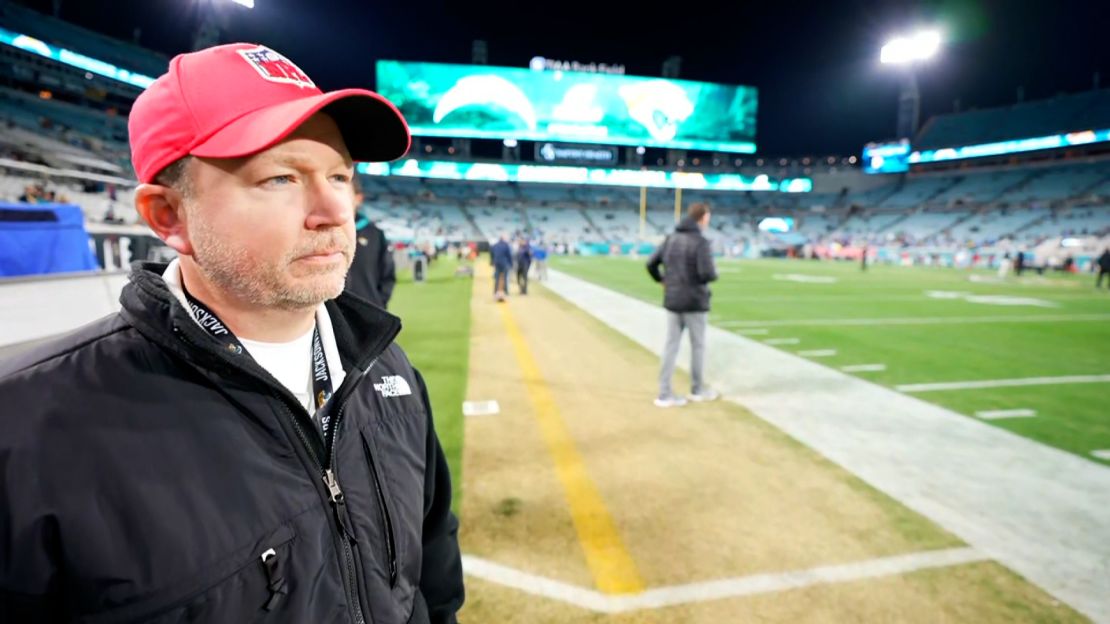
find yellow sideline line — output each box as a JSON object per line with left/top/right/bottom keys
{"left": 496, "top": 300, "right": 645, "bottom": 595}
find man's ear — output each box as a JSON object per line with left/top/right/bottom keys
{"left": 135, "top": 184, "right": 193, "bottom": 256}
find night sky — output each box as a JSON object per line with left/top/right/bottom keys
{"left": 13, "top": 0, "right": 1110, "bottom": 158}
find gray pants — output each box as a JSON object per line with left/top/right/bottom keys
{"left": 659, "top": 311, "right": 707, "bottom": 399}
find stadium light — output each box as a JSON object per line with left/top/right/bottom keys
{"left": 228, "top": 0, "right": 255, "bottom": 8}
{"left": 880, "top": 30, "right": 941, "bottom": 64}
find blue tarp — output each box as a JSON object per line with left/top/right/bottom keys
{"left": 0, "top": 202, "right": 99, "bottom": 277}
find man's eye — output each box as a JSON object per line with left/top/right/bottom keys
{"left": 330, "top": 174, "right": 351, "bottom": 184}
{"left": 264, "top": 175, "right": 294, "bottom": 186}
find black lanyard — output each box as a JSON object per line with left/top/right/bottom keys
{"left": 181, "top": 287, "right": 335, "bottom": 436}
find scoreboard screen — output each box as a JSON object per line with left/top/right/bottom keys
{"left": 376, "top": 60, "right": 758, "bottom": 153}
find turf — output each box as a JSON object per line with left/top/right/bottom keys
{"left": 387, "top": 256, "right": 473, "bottom": 505}
{"left": 551, "top": 256, "right": 1110, "bottom": 463}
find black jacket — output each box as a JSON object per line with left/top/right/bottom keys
{"left": 646, "top": 217, "right": 718, "bottom": 312}
{"left": 346, "top": 220, "right": 396, "bottom": 309}
{"left": 0, "top": 263, "right": 463, "bottom": 623}
{"left": 1098, "top": 251, "right": 1110, "bottom": 270}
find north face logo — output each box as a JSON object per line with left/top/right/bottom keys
{"left": 373, "top": 375, "right": 412, "bottom": 398}
{"left": 237, "top": 46, "right": 316, "bottom": 89}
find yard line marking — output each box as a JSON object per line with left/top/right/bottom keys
{"left": 772, "top": 273, "right": 838, "bottom": 284}
{"left": 763, "top": 338, "right": 800, "bottom": 345}
{"left": 975, "top": 409, "right": 1036, "bottom": 420}
{"left": 461, "top": 547, "right": 989, "bottom": 614}
{"left": 462, "top": 554, "right": 614, "bottom": 613}
{"left": 1091, "top": 450, "right": 1110, "bottom": 461}
{"left": 841, "top": 364, "right": 887, "bottom": 373}
{"left": 797, "top": 349, "right": 837, "bottom": 357}
{"left": 613, "top": 547, "right": 986, "bottom": 612}
{"left": 498, "top": 303, "right": 645, "bottom": 595}
{"left": 732, "top": 328, "right": 769, "bottom": 335}
{"left": 924, "top": 290, "right": 1059, "bottom": 308}
{"left": 462, "top": 400, "right": 501, "bottom": 417}
{"left": 897, "top": 374, "right": 1110, "bottom": 393}
{"left": 716, "top": 313, "right": 1110, "bottom": 328}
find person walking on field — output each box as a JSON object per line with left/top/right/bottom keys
{"left": 515, "top": 237, "right": 533, "bottom": 295}
{"left": 533, "top": 242, "right": 549, "bottom": 281}
{"left": 646, "top": 203, "right": 720, "bottom": 407}
{"left": 1097, "top": 248, "right": 1110, "bottom": 289}
{"left": 490, "top": 233, "right": 512, "bottom": 301}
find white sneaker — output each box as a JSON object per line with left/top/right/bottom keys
{"left": 687, "top": 389, "right": 721, "bottom": 402}
{"left": 654, "top": 396, "right": 688, "bottom": 408}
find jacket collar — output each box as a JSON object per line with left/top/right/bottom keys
{"left": 120, "top": 262, "right": 402, "bottom": 375}
{"left": 675, "top": 216, "right": 702, "bottom": 233}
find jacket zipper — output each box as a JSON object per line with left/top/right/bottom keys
{"left": 173, "top": 319, "right": 400, "bottom": 623}
{"left": 361, "top": 430, "right": 398, "bottom": 587}
{"left": 325, "top": 358, "right": 397, "bottom": 589}
{"left": 277, "top": 402, "right": 366, "bottom": 624}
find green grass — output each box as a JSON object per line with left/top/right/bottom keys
{"left": 552, "top": 256, "right": 1110, "bottom": 463}
{"left": 388, "top": 256, "right": 472, "bottom": 507}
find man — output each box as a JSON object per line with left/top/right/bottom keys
{"left": 490, "top": 233, "right": 512, "bottom": 301}
{"left": 647, "top": 203, "right": 720, "bottom": 407}
{"left": 0, "top": 44, "right": 463, "bottom": 623}
{"left": 1097, "top": 248, "right": 1110, "bottom": 289}
{"left": 998, "top": 251, "right": 1012, "bottom": 279}
{"left": 345, "top": 177, "right": 396, "bottom": 308}
{"left": 515, "top": 237, "right": 533, "bottom": 295}
{"left": 533, "top": 241, "right": 549, "bottom": 281}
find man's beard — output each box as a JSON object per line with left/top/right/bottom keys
{"left": 190, "top": 220, "right": 354, "bottom": 310}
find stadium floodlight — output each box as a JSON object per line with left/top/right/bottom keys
{"left": 228, "top": 0, "right": 255, "bottom": 8}
{"left": 880, "top": 30, "right": 941, "bottom": 64}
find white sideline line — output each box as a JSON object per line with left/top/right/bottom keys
{"left": 716, "top": 313, "right": 1110, "bottom": 328}
{"left": 462, "top": 555, "right": 613, "bottom": 612}
{"left": 841, "top": 364, "right": 886, "bottom": 373}
{"left": 975, "top": 409, "right": 1036, "bottom": 420}
{"left": 1091, "top": 450, "right": 1110, "bottom": 461}
{"left": 763, "top": 338, "right": 800, "bottom": 345}
{"left": 798, "top": 349, "right": 837, "bottom": 357}
{"left": 897, "top": 374, "right": 1110, "bottom": 393}
{"left": 462, "top": 548, "right": 987, "bottom": 614}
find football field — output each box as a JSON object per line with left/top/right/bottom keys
{"left": 388, "top": 256, "right": 1107, "bottom": 622}
{"left": 552, "top": 256, "right": 1110, "bottom": 463}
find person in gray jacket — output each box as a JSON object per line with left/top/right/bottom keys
{"left": 646, "top": 203, "right": 720, "bottom": 407}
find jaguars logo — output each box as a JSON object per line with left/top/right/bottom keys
{"left": 619, "top": 80, "right": 694, "bottom": 143}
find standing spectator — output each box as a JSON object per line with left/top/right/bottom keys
{"left": 18, "top": 185, "right": 40, "bottom": 203}
{"left": 345, "top": 177, "right": 396, "bottom": 308}
{"left": 646, "top": 203, "right": 719, "bottom": 407}
{"left": 998, "top": 252, "right": 1012, "bottom": 279}
{"left": 515, "top": 238, "right": 533, "bottom": 295}
{"left": 533, "top": 241, "right": 549, "bottom": 281}
{"left": 490, "top": 233, "right": 512, "bottom": 301}
{"left": 1096, "top": 248, "right": 1110, "bottom": 289}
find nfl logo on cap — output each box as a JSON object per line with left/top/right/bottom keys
{"left": 237, "top": 46, "right": 316, "bottom": 89}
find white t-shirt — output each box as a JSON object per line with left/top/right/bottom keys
{"left": 162, "top": 259, "right": 347, "bottom": 415}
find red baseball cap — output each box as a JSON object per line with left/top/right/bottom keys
{"left": 128, "top": 43, "right": 411, "bottom": 183}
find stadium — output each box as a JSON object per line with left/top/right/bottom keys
{"left": 0, "top": 1, "right": 1108, "bottom": 622}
